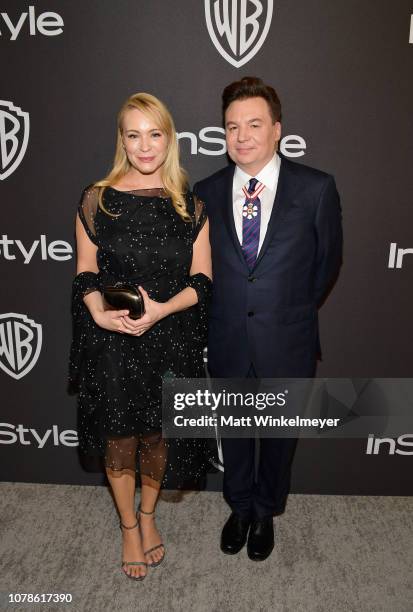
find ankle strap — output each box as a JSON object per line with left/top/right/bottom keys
{"left": 120, "top": 517, "right": 139, "bottom": 530}
{"left": 138, "top": 503, "right": 155, "bottom": 516}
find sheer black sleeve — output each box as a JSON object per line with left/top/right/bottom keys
{"left": 187, "top": 193, "right": 211, "bottom": 305}
{"left": 192, "top": 194, "right": 208, "bottom": 243}
{"left": 78, "top": 185, "right": 100, "bottom": 245}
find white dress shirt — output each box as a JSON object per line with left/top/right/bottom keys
{"left": 232, "top": 152, "right": 281, "bottom": 253}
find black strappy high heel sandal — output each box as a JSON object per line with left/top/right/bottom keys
{"left": 120, "top": 514, "right": 148, "bottom": 581}
{"left": 138, "top": 504, "right": 166, "bottom": 568}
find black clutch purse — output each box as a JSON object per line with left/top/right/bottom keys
{"left": 102, "top": 283, "right": 145, "bottom": 320}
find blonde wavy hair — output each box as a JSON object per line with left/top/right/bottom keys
{"left": 94, "top": 92, "right": 190, "bottom": 221}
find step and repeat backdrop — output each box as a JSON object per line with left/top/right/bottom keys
{"left": 1, "top": 1, "right": 412, "bottom": 493}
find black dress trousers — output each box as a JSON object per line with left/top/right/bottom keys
{"left": 221, "top": 364, "right": 298, "bottom": 520}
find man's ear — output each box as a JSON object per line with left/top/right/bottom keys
{"left": 274, "top": 121, "right": 282, "bottom": 143}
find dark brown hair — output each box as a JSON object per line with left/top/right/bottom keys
{"left": 222, "top": 76, "right": 282, "bottom": 123}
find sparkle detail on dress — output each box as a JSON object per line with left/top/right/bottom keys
{"left": 69, "top": 186, "right": 215, "bottom": 488}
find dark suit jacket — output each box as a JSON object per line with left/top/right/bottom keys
{"left": 193, "top": 153, "right": 343, "bottom": 378}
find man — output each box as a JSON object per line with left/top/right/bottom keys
{"left": 193, "top": 77, "right": 342, "bottom": 561}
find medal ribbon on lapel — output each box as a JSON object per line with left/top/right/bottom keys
{"left": 241, "top": 178, "right": 264, "bottom": 269}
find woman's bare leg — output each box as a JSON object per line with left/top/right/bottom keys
{"left": 139, "top": 478, "right": 164, "bottom": 565}
{"left": 138, "top": 433, "right": 167, "bottom": 565}
{"left": 105, "top": 436, "right": 146, "bottom": 579}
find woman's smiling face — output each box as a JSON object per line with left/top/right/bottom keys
{"left": 121, "top": 107, "right": 168, "bottom": 180}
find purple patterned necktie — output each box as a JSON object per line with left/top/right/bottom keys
{"left": 241, "top": 177, "right": 264, "bottom": 269}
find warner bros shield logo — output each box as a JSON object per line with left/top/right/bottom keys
{"left": 0, "top": 314, "right": 42, "bottom": 380}
{"left": 0, "top": 101, "right": 30, "bottom": 180}
{"left": 205, "top": 0, "right": 273, "bottom": 68}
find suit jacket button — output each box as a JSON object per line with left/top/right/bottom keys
{"left": 248, "top": 276, "right": 256, "bottom": 282}
{"left": 248, "top": 311, "right": 254, "bottom": 317}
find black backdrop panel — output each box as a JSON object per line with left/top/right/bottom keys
{"left": 1, "top": 1, "right": 412, "bottom": 493}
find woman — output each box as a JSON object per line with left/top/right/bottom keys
{"left": 69, "top": 92, "right": 213, "bottom": 581}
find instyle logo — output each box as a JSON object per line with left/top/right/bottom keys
{"left": 0, "top": 235, "right": 73, "bottom": 263}
{"left": 0, "top": 101, "right": 29, "bottom": 180}
{"left": 0, "top": 423, "right": 78, "bottom": 447}
{"left": 177, "top": 127, "right": 306, "bottom": 157}
{"left": 366, "top": 433, "right": 413, "bottom": 455}
{"left": 205, "top": 0, "right": 273, "bottom": 68}
{"left": 0, "top": 6, "right": 64, "bottom": 40}
{"left": 387, "top": 242, "right": 413, "bottom": 269}
{"left": 0, "top": 313, "right": 42, "bottom": 380}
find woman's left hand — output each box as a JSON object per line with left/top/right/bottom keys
{"left": 120, "top": 286, "right": 169, "bottom": 336}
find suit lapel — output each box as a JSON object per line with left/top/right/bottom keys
{"left": 219, "top": 164, "right": 249, "bottom": 270}
{"left": 253, "top": 156, "right": 297, "bottom": 270}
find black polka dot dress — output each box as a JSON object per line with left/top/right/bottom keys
{"left": 69, "top": 186, "right": 216, "bottom": 487}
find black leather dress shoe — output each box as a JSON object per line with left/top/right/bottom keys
{"left": 247, "top": 516, "right": 275, "bottom": 561}
{"left": 220, "top": 512, "right": 251, "bottom": 555}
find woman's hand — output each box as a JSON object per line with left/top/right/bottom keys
{"left": 83, "top": 290, "right": 132, "bottom": 334}
{"left": 120, "top": 287, "right": 169, "bottom": 336}
{"left": 92, "top": 308, "right": 132, "bottom": 333}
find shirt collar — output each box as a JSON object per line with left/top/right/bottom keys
{"left": 234, "top": 151, "right": 281, "bottom": 193}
